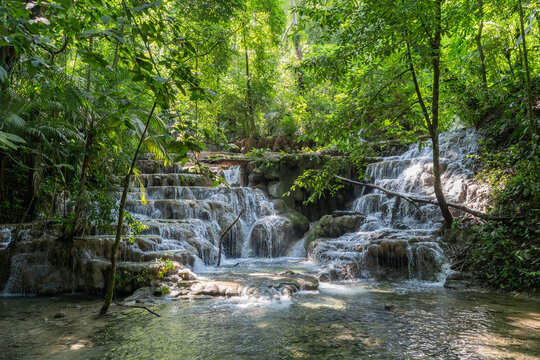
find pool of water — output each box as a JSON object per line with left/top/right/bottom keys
{"left": 2, "top": 259, "right": 539, "bottom": 359}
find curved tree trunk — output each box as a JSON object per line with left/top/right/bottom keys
{"left": 100, "top": 100, "right": 157, "bottom": 315}
{"left": 405, "top": 0, "right": 453, "bottom": 227}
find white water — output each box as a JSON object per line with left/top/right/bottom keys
{"left": 0, "top": 227, "right": 12, "bottom": 250}
{"left": 310, "top": 128, "right": 489, "bottom": 281}
{"left": 0, "top": 128, "right": 488, "bottom": 295}
{"left": 124, "top": 164, "right": 297, "bottom": 266}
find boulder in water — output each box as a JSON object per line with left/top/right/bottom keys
{"left": 304, "top": 214, "right": 364, "bottom": 250}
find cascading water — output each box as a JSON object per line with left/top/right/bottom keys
{"left": 0, "top": 128, "right": 488, "bottom": 295}
{"left": 309, "top": 128, "right": 490, "bottom": 281}
{"left": 123, "top": 164, "right": 296, "bottom": 267}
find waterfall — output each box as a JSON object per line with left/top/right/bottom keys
{"left": 0, "top": 227, "right": 12, "bottom": 250}
{"left": 123, "top": 163, "right": 297, "bottom": 266}
{"left": 0, "top": 128, "right": 489, "bottom": 295}
{"left": 310, "top": 128, "right": 490, "bottom": 281}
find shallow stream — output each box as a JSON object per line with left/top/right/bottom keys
{"left": 2, "top": 258, "right": 539, "bottom": 359}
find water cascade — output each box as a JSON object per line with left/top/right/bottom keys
{"left": 309, "top": 128, "right": 489, "bottom": 281}
{"left": 123, "top": 163, "right": 304, "bottom": 265}
{"left": 0, "top": 128, "right": 489, "bottom": 295}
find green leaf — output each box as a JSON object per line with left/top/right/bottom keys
{"left": 0, "top": 66, "right": 8, "bottom": 85}
{"left": 154, "top": 76, "right": 168, "bottom": 83}
{"left": 0, "top": 131, "right": 26, "bottom": 150}
{"left": 80, "top": 29, "right": 101, "bottom": 38}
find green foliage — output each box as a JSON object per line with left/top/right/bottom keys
{"left": 156, "top": 258, "right": 176, "bottom": 278}
{"left": 466, "top": 122, "right": 540, "bottom": 292}
{"left": 123, "top": 212, "right": 149, "bottom": 244}
{"left": 470, "top": 219, "right": 540, "bottom": 291}
{"left": 280, "top": 116, "right": 298, "bottom": 137}
{"left": 246, "top": 148, "right": 271, "bottom": 157}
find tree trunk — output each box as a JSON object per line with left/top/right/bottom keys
{"left": 243, "top": 29, "right": 256, "bottom": 139}
{"left": 335, "top": 175, "right": 505, "bottom": 221}
{"left": 505, "top": 49, "right": 514, "bottom": 79}
{"left": 431, "top": 0, "right": 453, "bottom": 227}
{"left": 291, "top": 0, "right": 304, "bottom": 91}
{"left": 0, "top": 153, "right": 6, "bottom": 202}
{"left": 24, "top": 154, "right": 37, "bottom": 220}
{"left": 217, "top": 208, "right": 245, "bottom": 267}
{"left": 405, "top": 2, "right": 453, "bottom": 228}
{"left": 516, "top": 27, "right": 525, "bottom": 87}
{"left": 475, "top": 0, "right": 487, "bottom": 90}
{"left": 100, "top": 99, "right": 157, "bottom": 315}
{"left": 294, "top": 33, "right": 304, "bottom": 91}
{"left": 518, "top": 0, "right": 537, "bottom": 145}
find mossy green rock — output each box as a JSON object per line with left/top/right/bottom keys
{"left": 283, "top": 211, "right": 310, "bottom": 235}
{"left": 305, "top": 215, "right": 364, "bottom": 250}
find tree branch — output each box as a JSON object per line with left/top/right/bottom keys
{"left": 113, "top": 302, "right": 161, "bottom": 317}
{"left": 217, "top": 208, "right": 245, "bottom": 266}
{"left": 406, "top": 39, "right": 434, "bottom": 137}
{"left": 335, "top": 175, "right": 505, "bottom": 221}
{"left": 194, "top": 24, "right": 246, "bottom": 59}
{"left": 363, "top": 68, "right": 410, "bottom": 108}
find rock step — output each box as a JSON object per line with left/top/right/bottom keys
{"left": 127, "top": 186, "right": 250, "bottom": 201}
{"left": 135, "top": 173, "right": 213, "bottom": 187}
{"left": 125, "top": 199, "right": 234, "bottom": 221}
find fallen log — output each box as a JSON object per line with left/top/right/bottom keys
{"left": 334, "top": 175, "right": 504, "bottom": 221}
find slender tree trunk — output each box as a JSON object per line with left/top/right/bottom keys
{"left": 516, "top": 27, "right": 525, "bottom": 87}
{"left": 0, "top": 153, "right": 5, "bottom": 202}
{"left": 518, "top": 0, "right": 537, "bottom": 145}
{"left": 291, "top": 0, "right": 304, "bottom": 91}
{"left": 243, "top": 29, "right": 256, "bottom": 139}
{"left": 195, "top": 43, "right": 199, "bottom": 124}
{"left": 100, "top": 99, "right": 158, "bottom": 315}
{"left": 69, "top": 38, "right": 94, "bottom": 238}
{"left": 294, "top": 34, "right": 304, "bottom": 91}
{"left": 475, "top": 0, "right": 487, "bottom": 90}
{"left": 430, "top": 0, "right": 453, "bottom": 227}
{"left": 405, "top": 2, "right": 453, "bottom": 228}
{"left": 505, "top": 49, "right": 515, "bottom": 79}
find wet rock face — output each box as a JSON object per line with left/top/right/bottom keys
{"left": 305, "top": 215, "right": 364, "bottom": 251}
{"left": 249, "top": 211, "right": 309, "bottom": 257}
{"left": 246, "top": 153, "right": 358, "bottom": 221}
{"left": 0, "top": 156, "right": 315, "bottom": 295}
{"left": 126, "top": 269, "right": 319, "bottom": 302}
{"left": 0, "top": 236, "right": 196, "bottom": 295}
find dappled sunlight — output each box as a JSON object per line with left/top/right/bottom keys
{"left": 508, "top": 312, "right": 540, "bottom": 330}
{"left": 299, "top": 296, "right": 346, "bottom": 310}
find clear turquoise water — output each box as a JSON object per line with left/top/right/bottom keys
{"left": 2, "top": 259, "right": 539, "bottom": 359}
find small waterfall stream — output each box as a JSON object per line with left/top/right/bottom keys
{"left": 309, "top": 128, "right": 489, "bottom": 281}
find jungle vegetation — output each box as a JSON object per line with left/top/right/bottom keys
{"left": 1, "top": 0, "right": 538, "bottom": 297}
